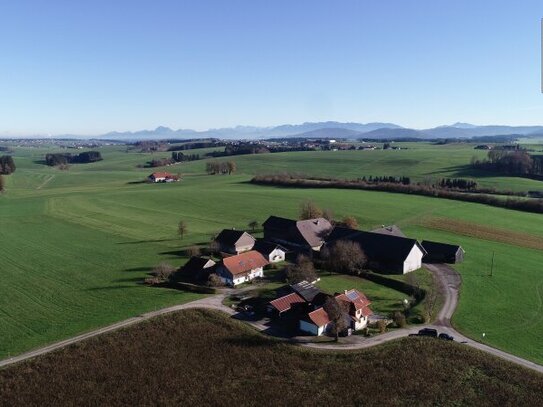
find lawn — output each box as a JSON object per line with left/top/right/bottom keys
{"left": 1, "top": 143, "right": 543, "bottom": 364}
{"left": 1, "top": 309, "right": 542, "bottom": 406}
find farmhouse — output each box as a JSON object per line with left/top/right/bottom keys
{"left": 263, "top": 215, "right": 332, "bottom": 251}
{"left": 216, "top": 250, "right": 269, "bottom": 286}
{"left": 299, "top": 289, "right": 373, "bottom": 336}
{"left": 178, "top": 256, "right": 216, "bottom": 281}
{"left": 327, "top": 227, "right": 426, "bottom": 274}
{"left": 214, "top": 229, "right": 256, "bottom": 255}
{"left": 148, "top": 172, "right": 179, "bottom": 183}
{"left": 253, "top": 240, "right": 287, "bottom": 263}
{"left": 422, "top": 240, "right": 465, "bottom": 264}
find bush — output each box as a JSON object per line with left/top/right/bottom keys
{"left": 377, "top": 319, "right": 388, "bottom": 334}
{"left": 207, "top": 273, "right": 224, "bottom": 287}
{"left": 393, "top": 311, "right": 407, "bottom": 328}
{"left": 151, "top": 263, "right": 176, "bottom": 282}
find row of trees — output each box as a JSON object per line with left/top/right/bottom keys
{"left": 171, "top": 152, "right": 200, "bottom": 162}
{"left": 0, "top": 155, "right": 16, "bottom": 174}
{"left": 45, "top": 151, "right": 102, "bottom": 166}
{"left": 358, "top": 176, "right": 410, "bottom": 185}
{"left": 438, "top": 178, "right": 478, "bottom": 190}
{"left": 205, "top": 161, "right": 237, "bottom": 175}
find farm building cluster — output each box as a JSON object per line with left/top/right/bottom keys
{"left": 269, "top": 280, "right": 374, "bottom": 336}
{"left": 179, "top": 214, "right": 464, "bottom": 286}
{"left": 177, "top": 214, "right": 464, "bottom": 336}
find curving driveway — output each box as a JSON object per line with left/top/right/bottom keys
{"left": 1, "top": 265, "right": 543, "bottom": 375}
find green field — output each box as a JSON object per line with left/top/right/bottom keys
{"left": 1, "top": 143, "right": 543, "bottom": 363}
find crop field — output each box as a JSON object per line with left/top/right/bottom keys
{"left": 1, "top": 309, "right": 542, "bottom": 406}
{"left": 1, "top": 143, "right": 543, "bottom": 364}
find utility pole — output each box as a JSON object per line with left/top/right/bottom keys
{"left": 490, "top": 252, "right": 495, "bottom": 277}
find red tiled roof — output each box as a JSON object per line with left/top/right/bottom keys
{"left": 269, "top": 293, "right": 305, "bottom": 313}
{"left": 222, "top": 250, "right": 269, "bottom": 276}
{"left": 307, "top": 307, "right": 331, "bottom": 327}
{"left": 335, "top": 289, "right": 371, "bottom": 311}
{"left": 150, "top": 172, "right": 172, "bottom": 178}
{"left": 360, "top": 306, "right": 373, "bottom": 317}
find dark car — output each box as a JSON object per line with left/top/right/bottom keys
{"left": 438, "top": 333, "right": 454, "bottom": 341}
{"left": 418, "top": 328, "right": 438, "bottom": 337}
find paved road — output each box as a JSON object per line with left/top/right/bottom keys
{"left": 2, "top": 265, "right": 543, "bottom": 375}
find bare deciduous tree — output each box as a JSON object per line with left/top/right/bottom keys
{"left": 0, "top": 175, "right": 5, "bottom": 193}
{"left": 322, "top": 208, "right": 334, "bottom": 222}
{"left": 285, "top": 255, "right": 317, "bottom": 284}
{"left": 248, "top": 220, "right": 259, "bottom": 232}
{"left": 299, "top": 199, "right": 323, "bottom": 220}
{"left": 323, "top": 297, "right": 348, "bottom": 342}
{"left": 341, "top": 216, "right": 358, "bottom": 229}
{"left": 227, "top": 161, "right": 237, "bottom": 175}
{"left": 422, "top": 285, "right": 438, "bottom": 323}
{"left": 177, "top": 220, "right": 187, "bottom": 239}
{"left": 151, "top": 263, "right": 177, "bottom": 282}
{"left": 327, "top": 240, "right": 367, "bottom": 275}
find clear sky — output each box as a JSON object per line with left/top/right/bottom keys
{"left": 1, "top": 0, "right": 543, "bottom": 135}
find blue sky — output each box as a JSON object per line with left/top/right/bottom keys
{"left": 1, "top": 0, "right": 543, "bottom": 135}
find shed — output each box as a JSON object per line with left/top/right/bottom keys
{"left": 421, "top": 240, "right": 465, "bottom": 264}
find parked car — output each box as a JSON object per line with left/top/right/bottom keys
{"left": 418, "top": 328, "right": 438, "bottom": 337}
{"left": 438, "top": 333, "right": 454, "bottom": 341}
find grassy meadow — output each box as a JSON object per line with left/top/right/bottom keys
{"left": 1, "top": 142, "right": 543, "bottom": 363}
{"left": 1, "top": 309, "right": 542, "bottom": 406}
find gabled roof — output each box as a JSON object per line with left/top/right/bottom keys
{"left": 296, "top": 218, "right": 332, "bottom": 248}
{"left": 150, "top": 172, "right": 174, "bottom": 178}
{"left": 263, "top": 215, "right": 332, "bottom": 248}
{"left": 263, "top": 215, "right": 296, "bottom": 230}
{"left": 181, "top": 256, "right": 216, "bottom": 274}
{"left": 371, "top": 225, "right": 406, "bottom": 238}
{"left": 269, "top": 292, "right": 305, "bottom": 313}
{"left": 327, "top": 227, "right": 426, "bottom": 263}
{"left": 291, "top": 280, "right": 321, "bottom": 302}
{"left": 335, "top": 289, "right": 373, "bottom": 317}
{"left": 253, "top": 240, "right": 287, "bottom": 256}
{"left": 215, "top": 229, "right": 255, "bottom": 247}
{"left": 421, "top": 240, "right": 464, "bottom": 257}
{"left": 306, "top": 307, "right": 331, "bottom": 327}
{"left": 222, "top": 250, "right": 269, "bottom": 276}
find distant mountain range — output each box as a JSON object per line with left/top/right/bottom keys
{"left": 7, "top": 121, "right": 543, "bottom": 141}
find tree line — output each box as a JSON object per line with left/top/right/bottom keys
{"left": 251, "top": 174, "right": 543, "bottom": 215}
{"left": 45, "top": 151, "right": 102, "bottom": 166}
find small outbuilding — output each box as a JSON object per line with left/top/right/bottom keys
{"left": 253, "top": 240, "right": 287, "bottom": 263}
{"left": 214, "top": 229, "right": 256, "bottom": 255}
{"left": 148, "top": 172, "right": 179, "bottom": 183}
{"left": 421, "top": 240, "right": 465, "bottom": 264}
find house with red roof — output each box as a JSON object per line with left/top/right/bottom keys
{"left": 299, "top": 289, "right": 373, "bottom": 336}
{"left": 215, "top": 250, "right": 269, "bottom": 286}
{"left": 148, "top": 172, "right": 180, "bottom": 183}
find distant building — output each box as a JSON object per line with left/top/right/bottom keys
{"left": 371, "top": 225, "right": 406, "bottom": 238}
{"left": 148, "top": 172, "right": 179, "bottom": 183}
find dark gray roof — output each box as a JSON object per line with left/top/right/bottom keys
{"left": 291, "top": 280, "right": 321, "bottom": 302}
{"left": 181, "top": 256, "right": 216, "bottom": 273}
{"left": 214, "top": 229, "right": 254, "bottom": 246}
{"left": 263, "top": 215, "right": 332, "bottom": 248}
{"left": 327, "top": 227, "right": 426, "bottom": 263}
{"left": 421, "top": 240, "right": 464, "bottom": 257}
{"left": 262, "top": 215, "right": 296, "bottom": 230}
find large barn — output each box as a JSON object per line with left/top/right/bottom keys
{"left": 262, "top": 216, "right": 332, "bottom": 251}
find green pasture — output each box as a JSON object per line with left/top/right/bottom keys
{"left": 1, "top": 143, "right": 543, "bottom": 363}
